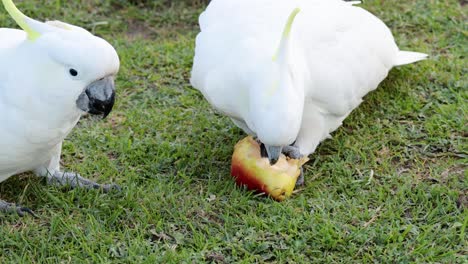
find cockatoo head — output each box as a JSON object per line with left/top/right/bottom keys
{"left": 3, "top": 0, "right": 120, "bottom": 118}
{"left": 248, "top": 8, "right": 304, "bottom": 165}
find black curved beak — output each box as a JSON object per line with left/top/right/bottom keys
{"left": 76, "top": 76, "right": 116, "bottom": 118}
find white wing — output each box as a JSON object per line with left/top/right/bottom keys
{"left": 293, "top": 4, "right": 426, "bottom": 154}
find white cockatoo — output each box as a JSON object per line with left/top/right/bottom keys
{"left": 0, "top": 0, "right": 120, "bottom": 216}
{"left": 191, "top": 0, "right": 427, "bottom": 183}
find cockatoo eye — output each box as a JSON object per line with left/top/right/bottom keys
{"left": 69, "top": 69, "right": 78, "bottom": 77}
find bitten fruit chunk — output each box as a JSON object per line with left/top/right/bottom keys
{"left": 231, "top": 137, "right": 309, "bottom": 201}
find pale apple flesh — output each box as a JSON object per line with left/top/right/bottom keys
{"left": 231, "top": 136, "right": 309, "bottom": 201}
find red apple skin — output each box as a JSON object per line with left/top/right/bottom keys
{"left": 231, "top": 137, "right": 308, "bottom": 201}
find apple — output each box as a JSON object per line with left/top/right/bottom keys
{"left": 230, "top": 136, "right": 309, "bottom": 201}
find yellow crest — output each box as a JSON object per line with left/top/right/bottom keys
{"left": 273, "top": 8, "right": 301, "bottom": 61}
{"left": 2, "top": 0, "right": 41, "bottom": 41}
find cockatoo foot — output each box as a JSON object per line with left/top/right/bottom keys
{"left": 282, "top": 145, "right": 305, "bottom": 186}
{"left": 295, "top": 167, "right": 305, "bottom": 187}
{"left": 0, "top": 200, "right": 38, "bottom": 217}
{"left": 47, "top": 172, "right": 120, "bottom": 193}
{"left": 282, "top": 145, "right": 302, "bottom": 159}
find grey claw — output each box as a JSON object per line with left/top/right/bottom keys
{"left": 1, "top": 200, "right": 38, "bottom": 218}
{"left": 101, "top": 183, "right": 121, "bottom": 193}
{"left": 17, "top": 206, "right": 38, "bottom": 218}
{"left": 295, "top": 167, "right": 305, "bottom": 187}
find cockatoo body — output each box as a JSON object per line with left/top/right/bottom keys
{"left": 0, "top": 0, "right": 120, "bottom": 216}
{"left": 191, "top": 0, "right": 427, "bottom": 182}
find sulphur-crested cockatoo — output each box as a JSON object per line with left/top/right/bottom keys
{"left": 0, "top": 0, "right": 120, "bottom": 216}
{"left": 190, "top": 0, "right": 427, "bottom": 184}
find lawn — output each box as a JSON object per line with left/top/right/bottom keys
{"left": 0, "top": 0, "right": 466, "bottom": 262}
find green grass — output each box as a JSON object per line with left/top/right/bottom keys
{"left": 0, "top": 0, "right": 466, "bottom": 262}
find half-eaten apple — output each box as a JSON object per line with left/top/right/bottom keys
{"left": 231, "top": 136, "right": 309, "bottom": 201}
